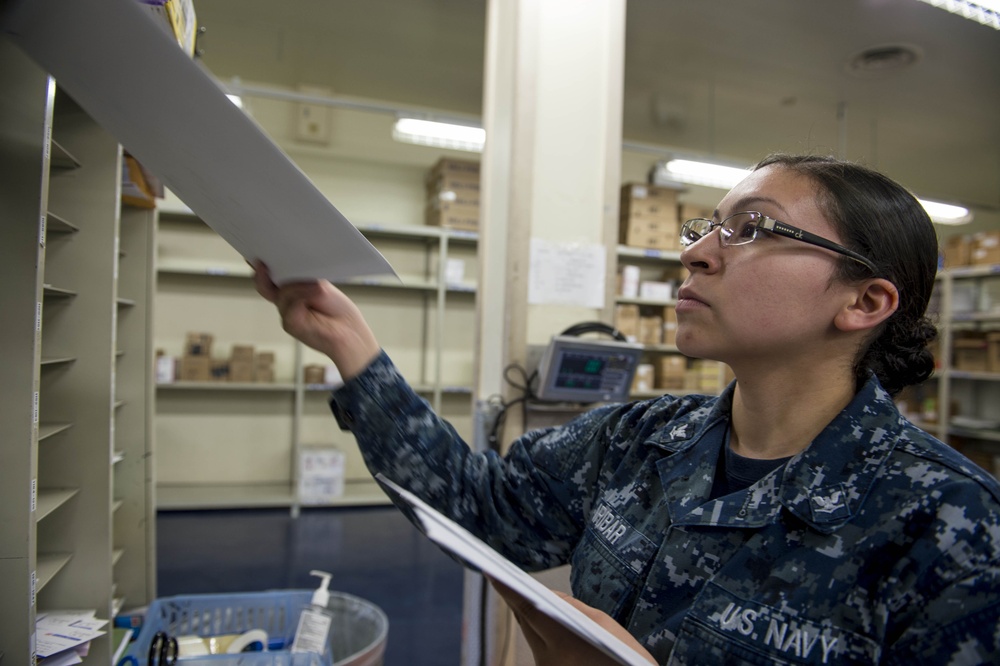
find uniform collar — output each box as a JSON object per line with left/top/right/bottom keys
{"left": 650, "top": 376, "right": 905, "bottom": 533}
{"left": 649, "top": 385, "right": 734, "bottom": 520}
{"left": 777, "top": 375, "right": 904, "bottom": 534}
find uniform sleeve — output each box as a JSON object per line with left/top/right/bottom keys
{"left": 882, "top": 575, "right": 1000, "bottom": 664}
{"left": 329, "top": 350, "right": 629, "bottom": 571}
{"left": 881, "top": 481, "right": 1000, "bottom": 664}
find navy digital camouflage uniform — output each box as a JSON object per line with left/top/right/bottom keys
{"left": 330, "top": 351, "right": 1000, "bottom": 665}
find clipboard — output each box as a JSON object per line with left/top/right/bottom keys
{"left": 375, "top": 474, "right": 653, "bottom": 666}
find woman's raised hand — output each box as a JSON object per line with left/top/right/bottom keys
{"left": 251, "top": 260, "right": 380, "bottom": 379}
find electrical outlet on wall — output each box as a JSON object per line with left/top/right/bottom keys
{"left": 294, "top": 84, "right": 333, "bottom": 144}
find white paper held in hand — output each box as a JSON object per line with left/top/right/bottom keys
{"left": 1, "top": 0, "right": 395, "bottom": 286}
{"left": 375, "top": 474, "right": 653, "bottom": 666}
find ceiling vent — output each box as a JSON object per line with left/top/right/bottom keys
{"left": 846, "top": 44, "right": 923, "bottom": 77}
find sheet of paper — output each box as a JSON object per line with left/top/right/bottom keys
{"left": 376, "top": 475, "right": 652, "bottom": 666}
{"left": 37, "top": 648, "right": 84, "bottom": 666}
{"left": 2, "top": 0, "right": 394, "bottom": 285}
{"left": 35, "top": 616, "right": 106, "bottom": 659}
{"left": 528, "top": 238, "right": 607, "bottom": 308}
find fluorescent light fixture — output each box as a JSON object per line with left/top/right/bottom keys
{"left": 226, "top": 94, "right": 243, "bottom": 109}
{"left": 913, "top": 0, "right": 1000, "bottom": 30}
{"left": 918, "top": 198, "right": 973, "bottom": 225}
{"left": 393, "top": 118, "right": 485, "bottom": 153}
{"left": 653, "top": 157, "right": 972, "bottom": 225}
{"left": 654, "top": 158, "right": 752, "bottom": 189}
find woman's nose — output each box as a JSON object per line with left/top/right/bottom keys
{"left": 680, "top": 228, "right": 722, "bottom": 272}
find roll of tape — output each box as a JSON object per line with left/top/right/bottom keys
{"left": 225, "top": 629, "right": 269, "bottom": 654}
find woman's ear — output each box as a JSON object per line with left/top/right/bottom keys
{"left": 834, "top": 278, "right": 899, "bottom": 332}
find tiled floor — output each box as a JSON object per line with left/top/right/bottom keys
{"left": 157, "top": 505, "right": 465, "bottom": 665}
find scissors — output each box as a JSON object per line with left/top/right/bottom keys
{"left": 116, "top": 631, "right": 178, "bottom": 666}
{"left": 148, "top": 631, "right": 178, "bottom": 665}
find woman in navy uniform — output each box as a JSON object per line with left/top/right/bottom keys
{"left": 254, "top": 154, "right": 1000, "bottom": 665}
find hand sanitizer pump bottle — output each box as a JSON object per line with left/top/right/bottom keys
{"left": 291, "top": 570, "right": 334, "bottom": 655}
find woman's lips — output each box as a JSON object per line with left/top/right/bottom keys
{"left": 676, "top": 287, "right": 708, "bottom": 311}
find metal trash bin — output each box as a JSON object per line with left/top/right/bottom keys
{"left": 327, "top": 592, "right": 388, "bottom": 666}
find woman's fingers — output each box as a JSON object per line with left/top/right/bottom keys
{"left": 250, "top": 259, "right": 279, "bottom": 303}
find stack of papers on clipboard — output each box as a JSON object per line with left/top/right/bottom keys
{"left": 376, "top": 474, "right": 653, "bottom": 666}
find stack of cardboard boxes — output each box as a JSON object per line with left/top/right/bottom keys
{"left": 618, "top": 185, "right": 716, "bottom": 252}
{"left": 655, "top": 356, "right": 686, "bottom": 391}
{"left": 686, "top": 359, "right": 725, "bottom": 393}
{"left": 953, "top": 332, "right": 1000, "bottom": 374}
{"left": 178, "top": 332, "right": 213, "bottom": 381}
{"left": 619, "top": 183, "right": 680, "bottom": 251}
{"left": 302, "top": 363, "right": 342, "bottom": 386}
{"left": 168, "top": 333, "right": 276, "bottom": 383}
{"left": 254, "top": 350, "right": 275, "bottom": 383}
{"left": 628, "top": 358, "right": 729, "bottom": 395}
{"left": 614, "top": 304, "right": 677, "bottom": 348}
{"left": 229, "top": 344, "right": 255, "bottom": 382}
{"left": 425, "top": 158, "right": 480, "bottom": 232}
{"left": 615, "top": 303, "right": 731, "bottom": 393}
{"left": 942, "top": 231, "right": 1000, "bottom": 269}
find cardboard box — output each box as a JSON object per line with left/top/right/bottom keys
{"left": 639, "top": 315, "right": 663, "bottom": 345}
{"left": 229, "top": 359, "right": 254, "bottom": 382}
{"left": 619, "top": 184, "right": 680, "bottom": 250}
{"left": 972, "top": 231, "right": 1000, "bottom": 266}
{"left": 622, "top": 198, "right": 677, "bottom": 221}
{"left": 304, "top": 364, "right": 326, "bottom": 385}
{"left": 656, "top": 355, "right": 686, "bottom": 390}
{"left": 184, "top": 332, "right": 213, "bottom": 357}
{"left": 428, "top": 189, "right": 480, "bottom": 210}
{"left": 230, "top": 344, "right": 255, "bottom": 362}
{"left": 425, "top": 200, "right": 479, "bottom": 231}
{"left": 943, "top": 235, "right": 972, "bottom": 269}
{"left": 662, "top": 306, "right": 677, "bottom": 346}
{"left": 427, "top": 157, "right": 480, "bottom": 184}
{"left": 614, "top": 304, "right": 640, "bottom": 342}
{"left": 678, "top": 204, "right": 714, "bottom": 224}
{"left": 255, "top": 351, "right": 276, "bottom": 367}
{"left": 255, "top": 366, "right": 275, "bottom": 383}
{"left": 427, "top": 176, "right": 481, "bottom": 198}
{"left": 619, "top": 217, "right": 679, "bottom": 250}
{"left": 953, "top": 335, "right": 989, "bottom": 372}
{"left": 178, "top": 355, "right": 211, "bottom": 381}
{"left": 988, "top": 332, "right": 1000, "bottom": 373}
{"left": 121, "top": 155, "right": 158, "bottom": 209}
{"left": 690, "top": 360, "right": 724, "bottom": 393}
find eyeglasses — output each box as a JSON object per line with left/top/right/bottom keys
{"left": 680, "top": 211, "right": 879, "bottom": 274}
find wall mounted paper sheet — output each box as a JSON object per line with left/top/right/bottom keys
{"left": 528, "top": 238, "right": 607, "bottom": 308}
{"left": 1, "top": 0, "right": 394, "bottom": 285}
{"left": 376, "top": 474, "right": 653, "bottom": 666}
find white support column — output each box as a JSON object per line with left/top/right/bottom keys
{"left": 476, "top": 0, "right": 625, "bottom": 437}
{"left": 469, "top": 1, "right": 625, "bottom": 664}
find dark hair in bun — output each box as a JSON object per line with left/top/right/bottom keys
{"left": 756, "top": 154, "right": 939, "bottom": 396}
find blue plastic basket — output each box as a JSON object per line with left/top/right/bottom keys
{"left": 120, "top": 590, "right": 388, "bottom": 666}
